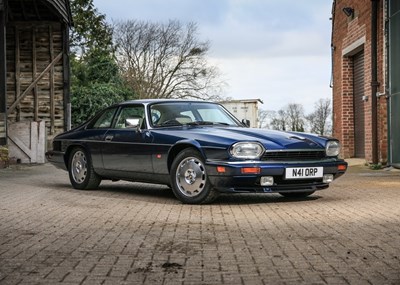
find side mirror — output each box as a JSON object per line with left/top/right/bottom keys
{"left": 242, "top": 119, "right": 250, "bottom": 128}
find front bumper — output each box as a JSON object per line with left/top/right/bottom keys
{"left": 205, "top": 159, "right": 347, "bottom": 194}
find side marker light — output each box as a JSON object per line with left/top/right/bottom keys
{"left": 241, "top": 167, "right": 261, "bottom": 174}
{"left": 217, "top": 166, "right": 226, "bottom": 173}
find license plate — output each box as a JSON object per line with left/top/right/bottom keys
{"left": 285, "top": 167, "right": 323, "bottom": 179}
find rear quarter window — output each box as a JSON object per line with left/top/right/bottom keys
{"left": 89, "top": 107, "right": 118, "bottom": 129}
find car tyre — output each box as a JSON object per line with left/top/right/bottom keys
{"left": 170, "top": 148, "right": 218, "bottom": 204}
{"left": 279, "top": 191, "right": 315, "bottom": 198}
{"left": 68, "top": 147, "right": 101, "bottom": 190}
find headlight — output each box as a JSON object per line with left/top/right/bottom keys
{"left": 230, "top": 142, "right": 264, "bottom": 159}
{"left": 326, "top": 141, "right": 341, "bottom": 157}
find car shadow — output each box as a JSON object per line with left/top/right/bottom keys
{"left": 47, "top": 181, "right": 173, "bottom": 198}
{"left": 214, "top": 193, "right": 322, "bottom": 205}
{"left": 50, "top": 181, "right": 324, "bottom": 205}
{"left": 98, "top": 183, "right": 178, "bottom": 203}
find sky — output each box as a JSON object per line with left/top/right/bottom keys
{"left": 92, "top": 0, "right": 333, "bottom": 113}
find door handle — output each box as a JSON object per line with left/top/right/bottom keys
{"left": 105, "top": 135, "right": 113, "bottom": 142}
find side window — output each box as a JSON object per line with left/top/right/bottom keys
{"left": 92, "top": 108, "right": 117, "bottom": 129}
{"left": 115, "top": 105, "right": 145, "bottom": 129}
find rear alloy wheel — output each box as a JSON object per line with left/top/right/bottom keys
{"left": 170, "top": 148, "right": 218, "bottom": 204}
{"left": 68, "top": 147, "right": 101, "bottom": 190}
{"left": 279, "top": 191, "right": 315, "bottom": 198}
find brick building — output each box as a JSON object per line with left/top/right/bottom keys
{"left": 331, "top": 0, "right": 400, "bottom": 168}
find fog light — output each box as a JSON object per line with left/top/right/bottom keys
{"left": 323, "top": 174, "right": 334, "bottom": 183}
{"left": 260, "top": 176, "right": 274, "bottom": 186}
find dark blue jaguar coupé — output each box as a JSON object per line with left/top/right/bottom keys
{"left": 46, "top": 100, "right": 347, "bottom": 204}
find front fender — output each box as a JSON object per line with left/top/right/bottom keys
{"left": 167, "top": 139, "right": 205, "bottom": 172}
{"left": 167, "top": 139, "right": 229, "bottom": 171}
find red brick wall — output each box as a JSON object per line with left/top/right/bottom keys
{"left": 332, "top": 0, "right": 387, "bottom": 163}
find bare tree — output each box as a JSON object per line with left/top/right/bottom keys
{"left": 306, "top": 98, "right": 332, "bottom": 135}
{"left": 286, "top": 103, "right": 305, "bottom": 132}
{"left": 270, "top": 109, "right": 287, "bottom": 131}
{"left": 258, "top": 109, "right": 270, "bottom": 128}
{"left": 268, "top": 104, "right": 305, "bottom": 132}
{"left": 113, "top": 19, "right": 224, "bottom": 100}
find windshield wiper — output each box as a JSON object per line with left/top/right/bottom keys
{"left": 187, "top": 121, "right": 213, "bottom": 126}
{"left": 156, "top": 120, "right": 183, "bottom": 127}
{"left": 186, "top": 121, "right": 230, "bottom": 126}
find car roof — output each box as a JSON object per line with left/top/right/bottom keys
{"left": 119, "top": 99, "right": 215, "bottom": 105}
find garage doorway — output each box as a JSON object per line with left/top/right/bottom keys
{"left": 389, "top": 0, "right": 400, "bottom": 168}
{"left": 353, "top": 51, "right": 365, "bottom": 158}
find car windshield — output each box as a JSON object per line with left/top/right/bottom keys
{"left": 150, "top": 102, "right": 241, "bottom": 128}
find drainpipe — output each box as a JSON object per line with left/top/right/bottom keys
{"left": 371, "top": 0, "right": 379, "bottom": 164}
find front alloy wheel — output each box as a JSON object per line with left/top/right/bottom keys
{"left": 68, "top": 147, "right": 101, "bottom": 190}
{"left": 171, "top": 148, "right": 218, "bottom": 204}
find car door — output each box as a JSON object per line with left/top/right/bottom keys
{"left": 83, "top": 106, "right": 119, "bottom": 169}
{"left": 100, "top": 104, "right": 154, "bottom": 175}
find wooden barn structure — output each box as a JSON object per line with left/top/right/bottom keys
{"left": 0, "top": 0, "right": 72, "bottom": 163}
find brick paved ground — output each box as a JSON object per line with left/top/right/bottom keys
{"left": 0, "top": 163, "right": 399, "bottom": 285}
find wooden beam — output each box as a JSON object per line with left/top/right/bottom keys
{"left": 0, "top": 10, "right": 5, "bottom": 114}
{"left": 0, "top": 9, "right": 6, "bottom": 145}
{"left": 62, "top": 23, "right": 71, "bottom": 131}
{"left": 32, "top": 27, "right": 38, "bottom": 121}
{"left": 49, "top": 25, "right": 55, "bottom": 134}
{"left": 7, "top": 5, "right": 14, "bottom": 22}
{"left": 20, "top": 0, "right": 27, "bottom": 21}
{"left": 15, "top": 26, "right": 20, "bottom": 121}
{"left": 33, "top": 0, "right": 41, "bottom": 21}
{"left": 8, "top": 52, "right": 63, "bottom": 113}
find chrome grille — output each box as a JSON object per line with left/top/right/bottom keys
{"left": 262, "top": 150, "right": 326, "bottom": 161}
